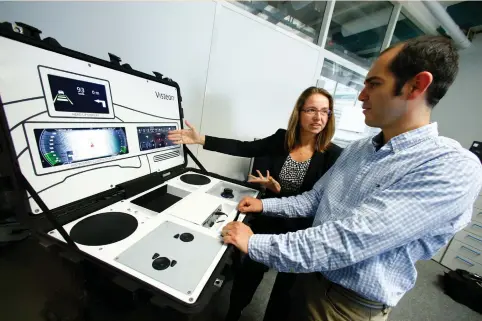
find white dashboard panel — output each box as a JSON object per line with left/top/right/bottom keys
{"left": 47, "top": 171, "right": 256, "bottom": 304}
{"left": 0, "top": 35, "right": 185, "bottom": 213}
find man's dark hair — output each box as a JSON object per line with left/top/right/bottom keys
{"left": 382, "top": 36, "right": 459, "bottom": 108}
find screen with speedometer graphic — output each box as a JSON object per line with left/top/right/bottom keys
{"left": 34, "top": 127, "right": 128, "bottom": 168}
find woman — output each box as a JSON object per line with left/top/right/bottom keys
{"left": 168, "top": 87, "right": 342, "bottom": 321}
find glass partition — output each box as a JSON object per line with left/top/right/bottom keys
{"left": 390, "top": 10, "right": 424, "bottom": 46}
{"left": 319, "top": 58, "right": 379, "bottom": 147}
{"left": 325, "top": 1, "right": 394, "bottom": 68}
{"left": 234, "top": 1, "right": 328, "bottom": 43}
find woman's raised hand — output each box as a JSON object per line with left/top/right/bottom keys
{"left": 167, "top": 120, "right": 205, "bottom": 145}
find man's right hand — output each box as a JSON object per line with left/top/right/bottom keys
{"left": 237, "top": 197, "right": 263, "bottom": 213}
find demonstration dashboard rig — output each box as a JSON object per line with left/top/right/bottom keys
{"left": 0, "top": 21, "right": 262, "bottom": 315}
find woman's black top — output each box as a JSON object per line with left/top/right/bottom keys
{"left": 203, "top": 129, "right": 342, "bottom": 198}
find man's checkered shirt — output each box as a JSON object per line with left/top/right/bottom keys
{"left": 248, "top": 123, "right": 482, "bottom": 306}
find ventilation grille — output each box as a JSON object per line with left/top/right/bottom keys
{"left": 153, "top": 150, "right": 180, "bottom": 162}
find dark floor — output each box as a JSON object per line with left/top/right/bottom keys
{"left": 1, "top": 237, "right": 481, "bottom": 321}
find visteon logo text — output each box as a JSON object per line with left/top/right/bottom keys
{"left": 155, "top": 92, "right": 175, "bottom": 101}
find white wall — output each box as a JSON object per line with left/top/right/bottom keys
{"left": 432, "top": 35, "right": 482, "bottom": 148}
{"left": 0, "top": 1, "right": 216, "bottom": 164}
{"left": 197, "top": 3, "right": 321, "bottom": 180}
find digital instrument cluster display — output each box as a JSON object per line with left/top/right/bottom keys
{"left": 47, "top": 74, "right": 110, "bottom": 114}
{"left": 34, "top": 127, "right": 128, "bottom": 168}
{"left": 137, "top": 126, "right": 177, "bottom": 151}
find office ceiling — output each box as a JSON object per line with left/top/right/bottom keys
{"left": 325, "top": 1, "right": 482, "bottom": 65}
{"left": 239, "top": 1, "right": 482, "bottom": 66}
{"left": 445, "top": 1, "right": 482, "bottom": 33}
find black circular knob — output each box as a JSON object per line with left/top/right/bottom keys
{"left": 180, "top": 233, "right": 194, "bottom": 242}
{"left": 221, "top": 188, "right": 234, "bottom": 199}
{"left": 152, "top": 257, "right": 171, "bottom": 270}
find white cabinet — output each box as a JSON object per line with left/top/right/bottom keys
{"left": 442, "top": 226, "right": 482, "bottom": 272}
{"left": 454, "top": 230, "right": 482, "bottom": 249}
{"left": 445, "top": 239, "right": 482, "bottom": 265}
{"left": 434, "top": 196, "right": 482, "bottom": 266}
{"left": 473, "top": 206, "right": 482, "bottom": 223}
{"left": 475, "top": 194, "right": 482, "bottom": 209}
{"left": 431, "top": 244, "right": 448, "bottom": 262}
{"left": 441, "top": 248, "right": 482, "bottom": 275}
{"left": 465, "top": 220, "right": 482, "bottom": 237}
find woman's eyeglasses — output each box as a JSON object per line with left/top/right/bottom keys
{"left": 301, "top": 108, "right": 332, "bottom": 117}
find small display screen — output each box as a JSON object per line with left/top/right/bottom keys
{"left": 47, "top": 74, "right": 110, "bottom": 114}
{"left": 137, "top": 126, "right": 176, "bottom": 151}
{"left": 34, "top": 127, "right": 128, "bottom": 168}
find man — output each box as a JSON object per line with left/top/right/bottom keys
{"left": 222, "top": 35, "right": 482, "bottom": 321}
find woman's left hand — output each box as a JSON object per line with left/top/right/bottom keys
{"left": 248, "top": 170, "right": 281, "bottom": 194}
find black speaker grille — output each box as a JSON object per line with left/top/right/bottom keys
{"left": 153, "top": 150, "right": 180, "bottom": 163}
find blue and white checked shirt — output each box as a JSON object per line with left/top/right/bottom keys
{"left": 248, "top": 123, "right": 482, "bottom": 306}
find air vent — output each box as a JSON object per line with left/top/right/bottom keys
{"left": 153, "top": 150, "right": 180, "bottom": 163}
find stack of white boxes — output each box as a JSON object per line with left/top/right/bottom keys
{"left": 440, "top": 191, "right": 482, "bottom": 274}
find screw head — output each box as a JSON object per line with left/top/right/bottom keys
{"left": 88, "top": 63, "right": 91, "bottom": 67}
{"left": 127, "top": 208, "right": 131, "bottom": 211}
{"left": 187, "top": 291, "right": 191, "bottom": 294}
{"left": 99, "top": 247, "right": 103, "bottom": 251}
{"left": 189, "top": 298, "right": 193, "bottom": 302}
{"left": 35, "top": 209, "right": 40, "bottom": 213}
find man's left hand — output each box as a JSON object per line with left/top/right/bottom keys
{"left": 221, "top": 221, "right": 254, "bottom": 254}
